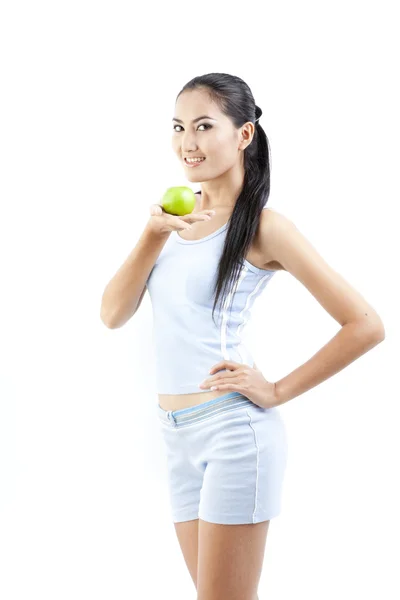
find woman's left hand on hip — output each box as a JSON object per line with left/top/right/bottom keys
{"left": 199, "top": 360, "right": 281, "bottom": 409}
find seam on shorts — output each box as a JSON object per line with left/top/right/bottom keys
{"left": 246, "top": 409, "right": 259, "bottom": 524}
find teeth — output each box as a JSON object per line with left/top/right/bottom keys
{"left": 185, "top": 157, "right": 205, "bottom": 163}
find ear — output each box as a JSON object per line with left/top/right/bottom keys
{"left": 238, "top": 122, "right": 255, "bottom": 150}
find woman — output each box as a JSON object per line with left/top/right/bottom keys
{"left": 100, "top": 73, "right": 385, "bottom": 600}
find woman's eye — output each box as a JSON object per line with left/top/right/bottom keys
{"left": 173, "top": 123, "right": 212, "bottom": 132}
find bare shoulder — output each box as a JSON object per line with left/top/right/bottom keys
{"left": 260, "top": 207, "right": 385, "bottom": 330}
{"left": 261, "top": 206, "right": 292, "bottom": 231}
{"left": 259, "top": 207, "right": 291, "bottom": 270}
{"left": 260, "top": 205, "right": 325, "bottom": 271}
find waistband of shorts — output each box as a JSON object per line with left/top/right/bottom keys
{"left": 157, "top": 391, "right": 256, "bottom": 428}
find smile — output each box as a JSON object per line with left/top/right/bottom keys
{"left": 184, "top": 157, "right": 206, "bottom": 167}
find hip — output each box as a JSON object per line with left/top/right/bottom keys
{"left": 158, "top": 362, "right": 261, "bottom": 411}
{"left": 158, "top": 389, "right": 231, "bottom": 411}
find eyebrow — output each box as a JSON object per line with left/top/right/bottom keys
{"left": 172, "top": 115, "right": 216, "bottom": 124}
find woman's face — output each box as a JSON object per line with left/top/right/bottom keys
{"left": 171, "top": 89, "right": 253, "bottom": 182}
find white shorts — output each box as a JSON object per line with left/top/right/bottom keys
{"left": 157, "top": 391, "right": 288, "bottom": 524}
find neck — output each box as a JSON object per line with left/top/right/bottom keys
{"left": 196, "top": 162, "right": 245, "bottom": 210}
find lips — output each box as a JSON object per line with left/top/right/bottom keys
{"left": 184, "top": 157, "right": 206, "bottom": 167}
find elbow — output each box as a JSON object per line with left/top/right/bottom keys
{"left": 100, "top": 307, "right": 134, "bottom": 329}
{"left": 371, "top": 313, "right": 386, "bottom": 341}
{"left": 365, "top": 314, "right": 386, "bottom": 344}
{"left": 373, "top": 323, "right": 386, "bottom": 343}
{"left": 100, "top": 304, "right": 118, "bottom": 329}
{"left": 100, "top": 292, "right": 119, "bottom": 328}
{"left": 100, "top": 312, "right": 115, "bottom": 329}
{"left": 348, "top": 313, "right": 386, "bottom": 346}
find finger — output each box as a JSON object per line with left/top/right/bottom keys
{"left": 209, "top": 383, "right": 242, "bottom": 392}
{"left": 188, "top": 209, "right": 216, "bottom": 216}
{"left": 150, "top": 204, "right": 163, "bottom": 216}
{"left": 192, "top": 214, "right": 213, "bottom": 221}
{"left": 175, "top": 218, "right": 192, "bottom": 230}
{"left": 200, "top": 371, "right": 239, "bottom": 389}
{"left": 209, "top": 361, "right": 241, "bottom": 374}
{"left": 181, "top": 213, "right": 214, "bottom": 223}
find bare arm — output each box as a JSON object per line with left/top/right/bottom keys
{"left": 100, "top": 201, "right": 216, "bottom": 329}
{"left": 100, "top": 223, "right": 170, "bottom": 329}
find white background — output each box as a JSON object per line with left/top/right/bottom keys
{"left": 1, "top": 1, "right": 398, "bottom": 598}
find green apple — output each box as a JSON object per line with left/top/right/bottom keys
{"left": 161, "top": 186, "right": 197, "bottom": 216}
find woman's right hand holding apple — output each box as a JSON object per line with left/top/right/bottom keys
{"left": 147, "top": 204, "right": 215, "bottom": 235}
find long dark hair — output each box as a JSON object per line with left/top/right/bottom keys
{"left": 176, "top": 73, "right": 271, "bottom": 327}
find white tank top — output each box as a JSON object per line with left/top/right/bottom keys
{"left": 146, "top": 204, "right": 277, "bottom": 394}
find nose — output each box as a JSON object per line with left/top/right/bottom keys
{"left": 181, "top": 131, "right": 201, "bottom": 153}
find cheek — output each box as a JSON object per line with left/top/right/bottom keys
{"left": 208, "top": 134, "right": 237, "bottom": 159}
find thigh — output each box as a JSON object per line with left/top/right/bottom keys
{"left": 197, "top": 518, "right": 270, "bottom": 600}
{"left": 174, "top": 518, "right": 199, "bottom": 589}
{"left": 199, "top": 404, "right": 288, "bottom": 524}
{"left": 160, "top": 424, "right": 205, "bottom": 523}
